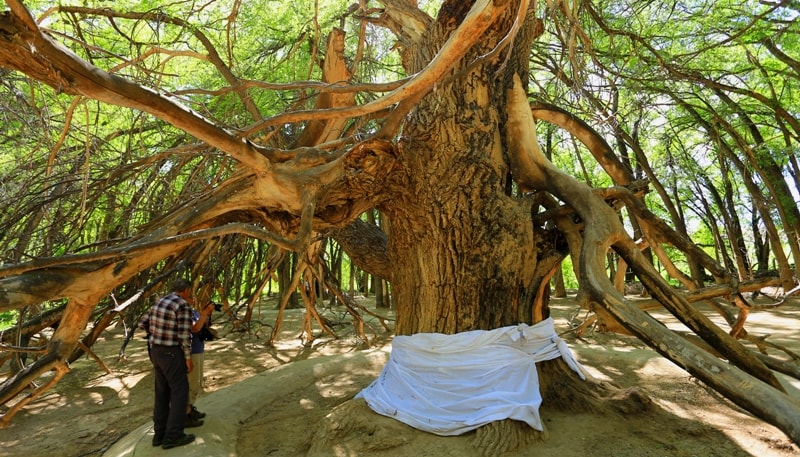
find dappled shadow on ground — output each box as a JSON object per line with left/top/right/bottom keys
{"left": 1, "top": 295, "right": 798, "bottom": 457}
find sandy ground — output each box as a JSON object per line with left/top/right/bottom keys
{"left": 1, "top": 294, "right": 798, "bottom": 457}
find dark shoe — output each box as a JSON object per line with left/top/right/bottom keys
{"left": 152, "top": 434, "right": 163, "bottom": 447}
{"left": 185, "top": 416, "right": 204, "bottom": 428}
{"left": 162, "top": 433, "right": 195, "bottom": 450}
{"left": 189, "top": 405, "right": 206, "bottom": 419}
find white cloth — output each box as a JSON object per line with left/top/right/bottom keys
{"left": 355, "top": 317, "right": 585, "bottom": 436}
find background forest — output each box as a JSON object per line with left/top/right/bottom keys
{"left": 1, "top": 0, "right": 799, "bottom": 451}
{"left": 2, "top": 0, "right": 796, "bottom": 321}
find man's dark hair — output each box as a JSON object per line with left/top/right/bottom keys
{"left": 170, "top": 278, "right": 192, "bottom": 292}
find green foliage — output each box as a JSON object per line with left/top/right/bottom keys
{"left": 559, "top": 258, "right": 579, "bottom": 290}
{"left": 0, "top": 310, "right": 17, "bottom": 331}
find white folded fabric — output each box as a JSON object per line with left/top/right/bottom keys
{"left": 355, "top": 317, "right": 585, "bottom": 435}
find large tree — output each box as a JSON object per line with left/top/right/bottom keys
{"left": 1, "top": 0, "right": 799, "bottom": 448}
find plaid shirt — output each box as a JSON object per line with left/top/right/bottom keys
{"left": 139, "top": 292, "right": 193, "bottom": 359}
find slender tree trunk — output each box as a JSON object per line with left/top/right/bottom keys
{"left": 552, "top": 266, "right": 566, "bottom": 298}
{"left": 374, "top": 278, "right": 387, "bottom": 309}
{"left": 718, "top": 153, "right": 752, "bottom": 279}
{"left": 676, "top": 99, "right": 795, "bottom": 289}
{"left": 715, "top": 89, "right": 800, "bottom": 275}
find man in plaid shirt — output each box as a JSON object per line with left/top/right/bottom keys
{"left": 139, "top": 278, "right": 203, "bottom": 449}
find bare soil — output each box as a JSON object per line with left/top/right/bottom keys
{"left": 1, "top": 293, "right": 798, "bottom": 457}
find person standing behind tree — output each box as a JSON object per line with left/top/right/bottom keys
{"left": 187, "top": 300, "right": 215, "bottom": 421}
{"left": 138, "top": 278, "right": 204, "bottom": 450}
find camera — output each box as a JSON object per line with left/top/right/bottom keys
{"left": 207, "top": 302, "right": 222, "bottom": 312}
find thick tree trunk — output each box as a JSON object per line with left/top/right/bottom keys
{"left": 382, "top": 1, "right": 538, "bottom": 336}
{"left": 388, "top": 176, "right": 535, "bottom": 334}
{"left": 364, "top": 7, "right": 569, "bottom": 451}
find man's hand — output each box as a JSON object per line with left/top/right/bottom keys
{"left": 203, "top": 303, "right": 215, "bottom": 318}
{"left": 186, "top": 358, "right": 194, "bottom": 373}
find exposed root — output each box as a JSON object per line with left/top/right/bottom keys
{"left": 307, "top": 399, "right": 413, "bottom": 456}
{"left": 470, "top": 419, "right": 546, "bottom": 456}
{"left": 538, "top": 359, "right": 606, "bottom": 414}
{"left": 606, "top": 387, "right": 654, "bottom": 414}
{"left": 539, "top": 358, "right": 654, "bottom": 416}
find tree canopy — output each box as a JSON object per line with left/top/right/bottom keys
{"left": 1, "top": 0, "right": 799, "bottom": 446}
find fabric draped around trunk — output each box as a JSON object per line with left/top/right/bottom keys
{"left": 356, "top": 317, "right": 586, "bottom": 436}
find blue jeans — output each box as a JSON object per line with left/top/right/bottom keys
{"left": 150, "top": 345, "right": 189, "bottom": 440}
